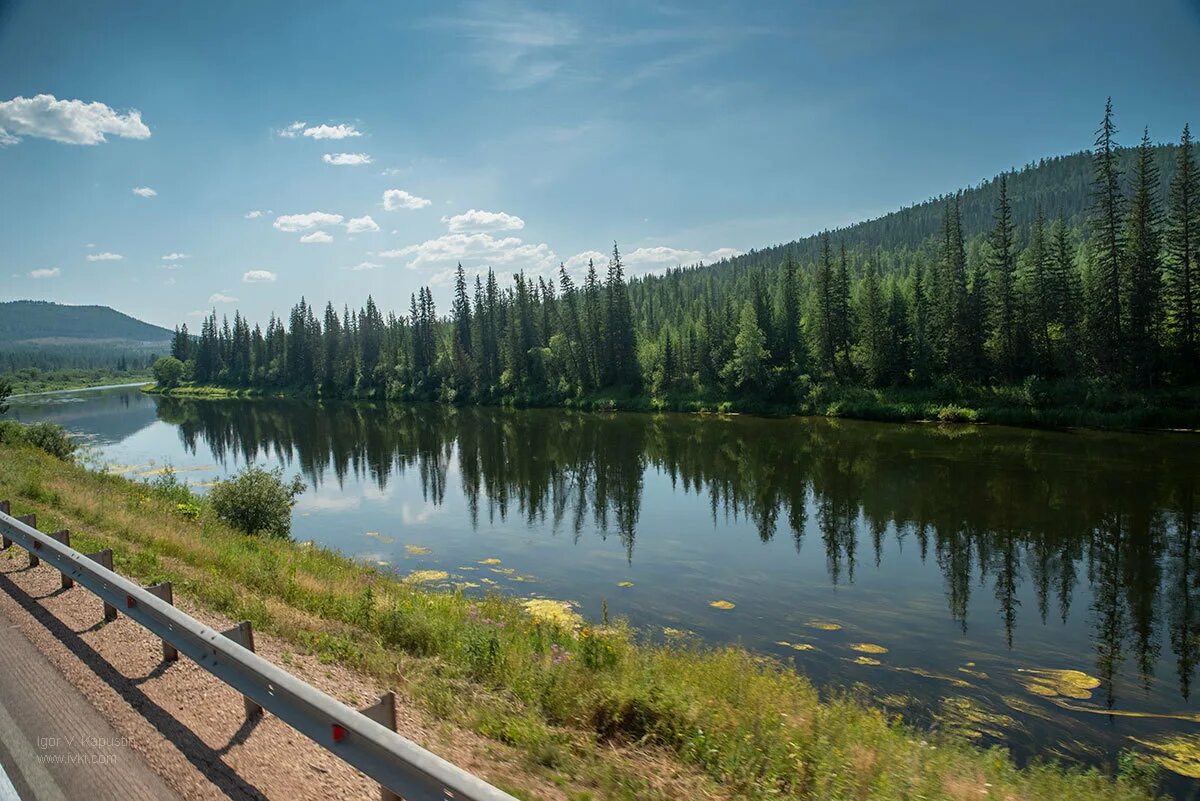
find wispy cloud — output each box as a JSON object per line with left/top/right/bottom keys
{"left": 242, "top": 270, "right": 276, "bottom": 283}
{"left": 132, "top": 186, "right": 157, "bottom": 197}
{"left": 304, "top": 123, "right": 363, "bottom": 140}
{"left": 87, "top": 251, "right": 124, "bottom": 261}
{"left": 300, "top": 230, "right": 333, "bottom": 243}
{"left": 208, "top": 292, "right": 238, "bottom": 303}
{"left": 244, "top": 210, "right": 265, "bottom": 219}
{"left": 436, "top": 2, "right": 579, "bottom": 89}
{"left": 161, "top": 252, "right": 190, "bottom": 260}
{"left": 273, "top": 212, "right": 343, "bottom": 232}
{"left": 323, "top": 152, "right": 372, "bottom": 166}
{"left": 379, "top": 232, "right": 555, "bottom": 271}
{"left": 0, "top": 94, "right": 150, "bottom": 145}
{"left": 345, "top": 261, "right": 382, "bottom": 272}
{"left": 29, "top": 267, "right": 60, "bottom": 278}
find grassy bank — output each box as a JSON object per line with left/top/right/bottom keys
{"left": 146, "top": 379, "right": 1200, "bottom": 431}
{"left": 0, "top": 440, "right": 1167, "bottom": 800}
{"left": 4, "top": 368, "right": 151, "bottom": 395}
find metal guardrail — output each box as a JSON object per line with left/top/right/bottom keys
{"left": 0, "top": 503, "right": 518, "bottom": 801}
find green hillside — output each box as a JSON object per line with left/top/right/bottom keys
{"left": 0, "top": 300, "right": 172, "bottom": 344}
{"left": 712, "top": 143, "right": 1180, "bottom": 272}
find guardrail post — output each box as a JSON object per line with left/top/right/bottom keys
{"left": 222, "top": 621, "right": 263, "bottom": 718}
{"left": 360, "top": 692, "right": 401, "bottom": 801}
{"left": 144, "top": 582, "right": 179, "bottom": 661}
{"left": 0, "top": 501, "right": 10, "bottom": 549}
{"left": 16, "top": 514, "right": 37, "bottom": 567}
{"left": 85, "top": 548, "right": 118, "bottom": 621}
{"left": 47, "top": 530, "right": 73, "bottom": 589}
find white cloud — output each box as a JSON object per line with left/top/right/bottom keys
{"left": 382, "top": 189, "right": 431, "bottom": 210}
{"left": 242, "top": 270, "right": 277, "bottom": 283}
{"left": 300, "top": 231, "right": 333, "bottom": 244}
{"left": 277, "top": 121, "right": 306, "bottom": 138}
{"left": 86, "top": 251, "right": 124, "bottom": 261}
{"left": 442, "top": 208, "right": 525, "bottom": 233}
{"left": 346, "top": 261, "right": 382, "bottom": 272}
{"left": 244, "top": 210, "right": 264, "bottom": 219}
{"left": 208, "top": 292, "right": 238, "bottom": 304}
{"left": 379, "top": 232, "right": 556, "bottom": 271}
{"left": 563, "top": 250, "right": 607, "bottom": 272}
{"left": 161, "top": 252, "right": 190, "bottom": 260}
{"left": 29, "top": 267, "right": 60, "bottom": 279}
{"left": 273, "top": 212, "right": 344, "bottom": 232}
{"left": 0, "top": 94, "right": 151, "bottom": 145}
{"left": 706, "top": 247, "right": 743, "bottom": 262}
{"left": 303, "top": 123, "right": 362, "bottom": 140}
{"left": 322, "top": 152, "right": 372, "bottom": 166}
{"left": 344, "top": 215, "right": 380, "bottom": 233}
{"left": 132, "top": 186, "right": 157, "bottom": 197}
{"left": 187, "top": 309, "right": 207, "bottom": 317}
{"left": 624, "top": 246, "right": 743, "bottom": 270}
{"left": 162, "top": 263, "right": 182, "bottom": 271}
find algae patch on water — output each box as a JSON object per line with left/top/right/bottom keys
{"left": 848, "top": 656, "right": 881, "bottom": 666}
{"left": 708, "top": 600, "right": 735, "bottom": 610}
{"left": 523, "top": 598, "right": 583, "bottom": 629}
{"left": 849, "top": 643, "right": 888, "bottom": 654}
{"left": 404, "top": 544, "right": 431, "bottom": 555}
{"left": 935, "top": 696, "right": 1019, "bottom": 742}
{"left": 478, "top": 558, "right": 502, "bottom": 565}
{"left": 806, "top": 620, "right": 842, "bottom": 631}
{"left": 404, "top": 569, "right": 449, "bottom": 583}
{"left": 1015, "top": 668, "right": 1100, "bottom": 700}
{"left": 1129, "top": 733, "right": 1200, "bottom": 779}
{"left": 617, "top": 581, "right": 634, "bottom": 588}
{"left": 365, "top": 531, "right": 396, "bottom": 545}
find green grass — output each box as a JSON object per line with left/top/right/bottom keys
{"left": 3, "top": 367, "right": 151, "bottom": 395}
{"left": 0, "top": 442, "right": 1164, "bottom": 800}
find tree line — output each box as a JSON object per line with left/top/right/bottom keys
{"left": 166, "top": 101, "right": 1198, "bottom": 403}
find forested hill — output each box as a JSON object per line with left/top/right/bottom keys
{"left": 0, "top": 301, "right": 172, "bottom": 344}
{"left": 713, "top": 143, "right": 1179, "bottom": 272}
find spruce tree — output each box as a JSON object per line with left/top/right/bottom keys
{"left": 1089, "top": 98, "right": 1126, "bottom": 374}
{"left": 858, "top": 255, "right": 887, "bottom": 387}
{"left": 1124, "top": 128, "right": 1163, "bottom": 384}
{"left": 989, "top": 175, "right": 1018, "bottom": 379}
{"left": 1166, "top": 123, "right": 1199, "bottom": 374}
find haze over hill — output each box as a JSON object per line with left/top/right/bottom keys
{"left": 0, "top": 301, "right": 172, "bottom": 345}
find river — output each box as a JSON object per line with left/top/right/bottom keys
{"left": 9, "top": 386, "right": 1199, "bottom": 790}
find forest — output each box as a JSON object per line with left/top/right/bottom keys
{"left": 164, "top": 102, "right": 1200, "bottom": 423}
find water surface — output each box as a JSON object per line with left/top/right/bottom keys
{"left": 11, "top": 387, "right": 1200, "bottom": 791}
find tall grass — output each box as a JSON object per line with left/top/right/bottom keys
{"left": 0, "top": 442, "right": 1162, "bottom": 800}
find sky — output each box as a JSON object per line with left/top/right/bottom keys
{"left": 1, "top": 0, "right": 1198, "bottom": 329}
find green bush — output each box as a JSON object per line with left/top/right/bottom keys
{"left": 0, "top": 420, "right": 77, "bottom": 460}
{"left": 208, "top": 465, "right": 305, "bottom": 538}
{"left": 151, "top": 356, "right": 186, "bottom": 389}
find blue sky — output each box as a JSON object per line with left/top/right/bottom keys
{"left": 2, "top": 0, "right": 1198, "bottom": 328}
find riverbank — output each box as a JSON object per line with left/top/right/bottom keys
{"left": 0, "top": 440, "right": 1170, "bottom": 800}
{"left": 4, "top": 369, "right": 152, "bottom": 395}
{"left": 144, "top": 380, "right": 1200, "bottom": 431}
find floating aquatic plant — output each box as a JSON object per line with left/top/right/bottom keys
{"left": 404, "top": 569, "right": 449, "bottom": 583}
{"left": 708, "top": 600, "right": 735, "bottom": 610}
{"left": 1129, "top": 733, "right": 1200, "bottom": 778}
{"left": 365, "top": 531, "right": 396, "bottom": 544}
{"left": 806, "top": 620, "right": 842, "bottom": 631}
{"left": 522, "top": 598, "right": 582, "bottom": 629}
{"left": 1015, "top": 669, "right": 1100, "bottom": 700}
{"left": 849, "top": 643, "right": 888, "bottom": 654}
{"left": 617, "top": 581, "right": 634, "bottom": 588}
{"left": 404, "top": 544, "right": 431, "bottom": 555}
{"left": 478, "top": 558, "right": 502, "bottom": 565}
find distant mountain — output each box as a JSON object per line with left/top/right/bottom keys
{"left": 709, "top": 143, "right": 1180, "bottom": 272}
{"left": 0, "top": 301, "right": 172, "bottom": 345}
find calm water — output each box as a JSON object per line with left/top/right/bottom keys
{"left": 11, "top": 387, "right": 1200, "bottom": 790}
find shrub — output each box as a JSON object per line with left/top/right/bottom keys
{"left": 152, "top": 356, "right": 186, "bottom": 389}
{"left": 0, "top": 421, "right": 77, "bottom": 460}
{"left": 208, "top": 465, "right": 305, "bottom": 537}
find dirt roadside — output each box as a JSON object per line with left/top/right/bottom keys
{"left": 0, "top": 550, "right": 571, "bottom": 801}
